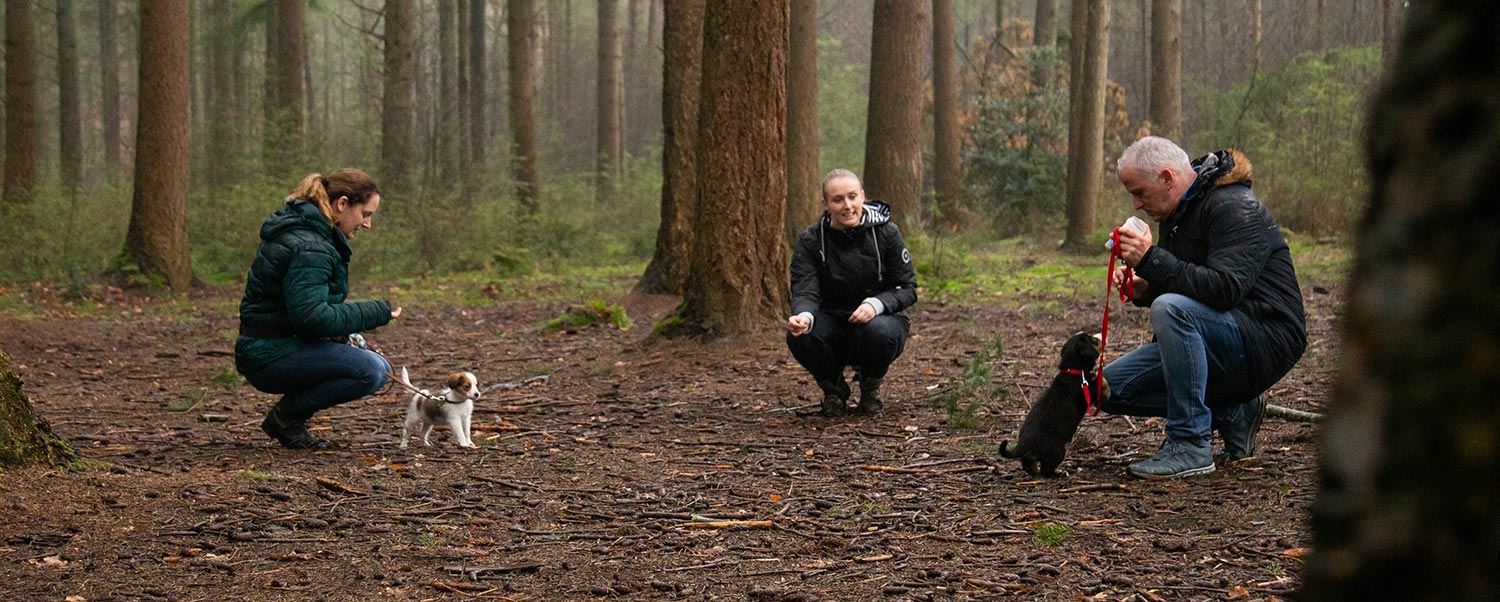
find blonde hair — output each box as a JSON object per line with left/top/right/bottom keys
{"left": 821, "top": 168, "right": 861, "bottom": 199}
{"left": 285, "top": 168, "right": 380, "bottom": 221}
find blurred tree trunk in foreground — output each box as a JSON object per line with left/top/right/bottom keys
{"left": 636, "top": 0, "right": 703, "bottom": 296}
{"left": 0, "top": 350, "right": 81, "bottom": 469}
{"left": 666, "top": 0, "right": 788, "bottom": 337}
{"left": 1302, "top": 2, "right": 1500, "bottom": 600}
{"left": 121, "top": 0, "right": 195, "bottom": 291}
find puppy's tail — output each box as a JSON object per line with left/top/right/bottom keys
{"left": 998, "top": 440, "right": 1019, "bottom": 458}
{"left": 399, "top": 366, "right": 412, "bottom": 388}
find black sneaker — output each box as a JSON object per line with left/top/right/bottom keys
{"left": 1216, "top": 396, "right": 1266, "bottom": 463}
{"left": 260, "top": 405, "right": 331, "bottom": 450}
{"left": 816, "top": 378, "right": 851, "bottom": 417}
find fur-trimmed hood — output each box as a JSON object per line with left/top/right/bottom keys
{"left": 1184, "top": 148, "right": 1253, "bottom": 201}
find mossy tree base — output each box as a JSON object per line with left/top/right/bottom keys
{"left": 0, "top": 349, "right": 82, "bottom": 468}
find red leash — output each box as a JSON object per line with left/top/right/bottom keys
{"left": 1094, "top": 228, "right": 1134, "bottom": 416}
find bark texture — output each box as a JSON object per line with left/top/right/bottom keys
{"left": 1149, "top": 0, "right": 1181, "bottom": 140}
{"left": 4, "top": 0, "right": 39, "bottom": 209}
{"left": 382, "top": 0, "right": 416, "bottom": 186}
{"left": 122, "top": 0, "right": 195, "bottom": 291}
{"left": 1302, "top": 2, "right": 1500, "bottom": 600}
{"left": 1063, "top": 0, "right": 1110, "bottom": 248}
{"left": 509, "top": 0, "right": 541, "bottom": 215}
{"left": 636, "top": 0, "right": 703, "bottom": 296}
{"left": 863, "top": 0, "right": 928, "bottom": 232}
{"left": 784, "top": 0, "right": 820, "bottom": 243}
{"left": 670, "top": 0, "right": 788, "bottom": 336}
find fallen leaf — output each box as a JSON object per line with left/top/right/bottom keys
{"left": 1282, "top": 547, "right": 1311, "bottom": 558}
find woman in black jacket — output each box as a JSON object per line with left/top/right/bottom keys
{"left": 787, "top": 169, "right": 918, "bottom": 416}
{"left": 236, "top": 169, "right": 402, "bottom": 449}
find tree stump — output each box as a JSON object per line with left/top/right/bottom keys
{"left": 0, "top": 349, "right": 80, "bottom": 468}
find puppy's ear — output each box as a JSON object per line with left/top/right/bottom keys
{"left": 446, "top": 372, "right": 466, "bottom": 390}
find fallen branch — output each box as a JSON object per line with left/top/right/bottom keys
{"left": 1267, "top": 403, "right": 1322, "bottom": 422}
{"left": 678, "top": 520, "right": 774, "bottom": 530}
{"left": 314, "top": 477, "right": 368, "bottom": 495}
{"left": 444, "top": 563, "right": 543, "bottom": 579}
{"left": 1059, "top": 483, "right": 1127, "bottom": 494}
{"left": 483, "top": 375, "right": 549, "bottom": 392}
{"left": 859, "top": 465, "right": 924, "bottom": 474}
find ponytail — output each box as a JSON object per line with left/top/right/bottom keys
{"left": 285, "top": 169, "right": 379, "bottom": 222}
{"left": 286, "top": 173, "right": 336, "bottom": 221}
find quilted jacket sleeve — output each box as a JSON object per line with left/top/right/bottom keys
{"left": 282, "top": 246, "right": 392, "bottom": 337}
{"left": 789, "top": 229, "right": 822, "bottom": 316}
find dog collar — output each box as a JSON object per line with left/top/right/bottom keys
{"left": 1060, "top": 368, "right": 1096, "bottom": 416}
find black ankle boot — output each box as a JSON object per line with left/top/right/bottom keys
{"left": 858, "top": 377, "right": 884, "bottom": 414}
{"left": 260, "top": 402, "right": 331, "bottom": 450}
{"left": 815, "top": 378, "right": 850, "bottom": 417}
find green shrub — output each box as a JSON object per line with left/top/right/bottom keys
{"left": 1191, "top": 45, "right": 1380, "bottom": 235}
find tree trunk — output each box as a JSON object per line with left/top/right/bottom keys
{"left": 596, "top": 0, "right": 624, "bottom": 203}
{"left": 624, "top": 0, "right": 641, "bottom": 152}
{"left": 1032, "top": 0, "right": 1059, "bottom": 86}
{"left": 123, "top": 0, "right": 195, "bottom": 291}
{"left": 0, "top": 350, "right": 80, "bottom": 469}
{"left": 57, "top": 0, "right": 83, "bottom": 195}
{"left": 470, "top": 0, "right": 488, "bottom": 168}
{"left": 1149, "top": 0, "right": 1181, "bottom": 139}
{"left": 262, "top": 0, "right": 304, "bottom": 176}
{"left": 669, "top": 0, "right": 788, "bottom": 337}
{"left": 383, "top": 0, "right": 416, "bottom": 187}
{"left": 4, "top": 0, "right": 39, "bottom": 210}
{"left": 1302, "top": 3, "right": 1500, "bottom": 599}
{"left": 1062, "top": 0, "right": 1109, "bottom": 248}
{"left": 932, "top": 0, "right": 969, "bottom": 231}
{"left": 437, "top": 0, "right": 461, "bottom": 185}
{"left": 636, "top": 0, "right": 702, "bottom": 296}
{"left": 863, "top": 0, "right": 928, "bottom": 232}
{"left": 509, "top": 0, "right": 541, "bottom": 216}
{"left": 100, "top": 0, "right": 123, "bottom": 182}
{"left": 206, "top": 0, "right": 237, "bottom": 177}
{"left": 784, "top": 0, "right": 819, "bottom": 244}
{"left": 458, "top": 0, "right": 472, "bottom": 169}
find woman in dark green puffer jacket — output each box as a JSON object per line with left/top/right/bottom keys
{"left": 236, "top": 169, "right": 401, "bottom": 449}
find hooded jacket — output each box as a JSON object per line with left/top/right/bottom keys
{"left": 234, "top": 199, "right": 392, "bottom": 376}
{"left": 789, "top": 200, "right": 918, "bottom": 320}
{"left": 1132, "top": 149, "right": 1307, "bottom": 394}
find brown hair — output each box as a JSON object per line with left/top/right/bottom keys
{"left": 285, "top": 168, "right": 380, "bottom": 222}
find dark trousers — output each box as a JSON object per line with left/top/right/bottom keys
{"left": 242, "top": 341, "right": 391, "bottom": 420}
{"left": 786, "top": 311, "right": 909, "bottom": 381}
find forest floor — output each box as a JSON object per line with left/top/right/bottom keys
{"left": 0, "top": 243, "right": 1345, "bottom": 602}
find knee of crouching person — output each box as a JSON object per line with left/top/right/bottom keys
{"left": 1148, "top": 293, "right": 1194, "bottom": 326}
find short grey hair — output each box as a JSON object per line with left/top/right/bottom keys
{"left": 1117, "top": 136, "right": 1192, "bottom": 177}
{"left": 821, "top": 168, "right": 860, "bottom": 198}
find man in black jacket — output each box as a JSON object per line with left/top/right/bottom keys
{"left": 787, "top": 169, "right": 919, "bottom": 416}
{"left": 1103, "top": 137, "right": 1307, "bottom": 478}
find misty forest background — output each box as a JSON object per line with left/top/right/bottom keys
{"left": 0, "top": 0, "right": 1393, "bottom": 315}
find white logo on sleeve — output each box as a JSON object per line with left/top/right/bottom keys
{"left": 901, "top": 249, "right": 910, "bottom": 263}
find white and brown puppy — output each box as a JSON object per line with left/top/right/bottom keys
{"left": 398, "top": 367, "right": 481, "bottom": 448}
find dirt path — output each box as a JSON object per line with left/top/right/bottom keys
{"left": 0, "top": 282, "right": 1339, "bottom": 601}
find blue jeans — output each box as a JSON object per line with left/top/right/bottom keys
{"left": 242, "top": 341, "right": 391, "bottom": 421}
{"left": 1101, "top": 294, "right": 1254, "bottom": 443}
{"left": 787, "top": 311, "right": 909, "bottom": 381}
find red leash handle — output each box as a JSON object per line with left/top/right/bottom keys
{"left": 1094, "top": 227, "right": 1135, "bottom": 416}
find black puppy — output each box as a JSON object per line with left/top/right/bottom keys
{"left": 998, "top": 332, "right": 1109, "bottom": 477}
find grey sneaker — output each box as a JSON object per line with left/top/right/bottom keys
{"left": 1128, "top": 438, "right": 1215, "bottom": 479}
{"left": 1215, "top": 396, "right": 1266, "bottom": 463}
